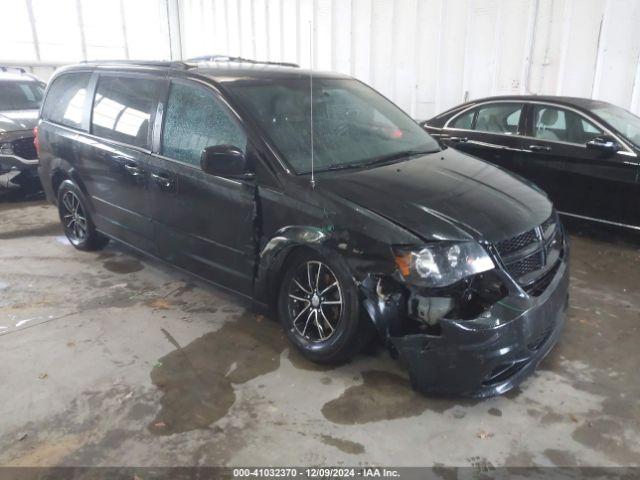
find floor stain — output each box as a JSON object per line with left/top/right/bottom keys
{"left": 488, "top": 407, "right": 502, "bottom": 417}
{"left": 571, "top": 417, "right": 639, "bottom": 465}
{"left": 318, "top": 434, "right": 365, "bottom": 455}
{"left": 543, "top": 448, "right": 577, "bottom": 466}
{"left": 321, "top": 370, "right": 477, "bottom": 424}
{"left": 288, "top": 348, "right": 336, "bottom": 372}
{"left": 103, "top": 258, "right": 144, "bottom": 274}
{"left": 0, "top": 222, "right": 62, "bottom": 239}
{"left": 4, "top": 433, "right": 88, "bottom": 466}
{"left": 149, "top": 313, "right": 287, "bottom": 435}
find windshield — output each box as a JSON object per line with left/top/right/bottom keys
{"left": 226, "top": 78, "right": 439, "bottom": 173}
{"left": 0, "top": 81, "right": 44, "bottom": 111}
{"left": 591, "top": 104, "right": 640, "bottom": 148}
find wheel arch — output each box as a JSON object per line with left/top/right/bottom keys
{"left": 49, "top": 159, "right": 92, "bottom": 210}
{"left": 254, "top": 226, "right": 344, "bottom": 311}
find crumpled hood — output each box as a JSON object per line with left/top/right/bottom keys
{"left": 0, "top": 109, "right": 38, "bottom": 133}
{"left": 318, "top": 149, "right": 553, "bottom": 243}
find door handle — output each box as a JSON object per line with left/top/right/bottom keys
{"left": 449, "top": 136, "right": 469, "bottom": 143}
{"left": 123, "top": 163, "right": 144, "bottom": 176}
{"left": 529, "top": 145, "right": 552, "bottom": 152}
{"left": 151, "top": 172, "right": 175, "bottom": 189}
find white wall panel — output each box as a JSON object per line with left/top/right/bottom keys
{"left": 592, "top": 0, "right": 640, "bottom": 109}
{"left": 5, "top": 0, "right": 640, "bottom": 116}
{"left": 180, "top": 0, "right": 640, "bottom": 116}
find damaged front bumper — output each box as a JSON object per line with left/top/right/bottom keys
{"left": 363, "top": 257, "right": 570, "bottom": 398}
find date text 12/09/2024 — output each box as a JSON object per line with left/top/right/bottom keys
{"left": 233, "top": 468, "right": 401, "bottom": 478}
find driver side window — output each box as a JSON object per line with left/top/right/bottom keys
{"left": 532, "top": 105, "right": 603, "bottom": 144}
{"left": 161, "top": 81, "right": 247, "bottom": 166}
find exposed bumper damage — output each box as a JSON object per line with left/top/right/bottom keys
{"left": 0, "top": 132, "right": 39, "bottom": 189}
{"left": 360, "top": 254, "right": 570, "bottom": 398}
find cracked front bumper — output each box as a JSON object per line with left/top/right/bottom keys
{"left": 386, "top": 258, "right": 569, "bottom": 398}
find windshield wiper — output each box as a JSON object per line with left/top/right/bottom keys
{"left": 314, "top": 149, "right": 438, "bottom": 174}
{"left": 359, "top": 148, "right": 439, "bottom": 166}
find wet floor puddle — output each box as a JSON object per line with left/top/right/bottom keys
{"left": 321, "top": 370, "right": 479, "bottom": 424}
{"left": 149, "top": 313, "right": 288, "bottom": 435}
{"left": 102, "top": 258, "right": 144, "bottom": 274}
{"left": 149, "top": 314, "right": 483, "bottom": 434}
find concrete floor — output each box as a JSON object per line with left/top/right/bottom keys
{"left": 0, "top": 199, "right": 639, "bottom": 468}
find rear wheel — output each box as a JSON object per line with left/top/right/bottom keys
{"left": 277, "top": 249, "right": 371, "bottom": 364}
{"left": 57, "top": 180, "right": 109, "bottom": 251}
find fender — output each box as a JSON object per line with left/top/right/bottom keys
{"left": 47, "top": 158, "right": 93, "bottom": 211}
{"left": 253, "top": 225, "right": 330, "bottom": 308}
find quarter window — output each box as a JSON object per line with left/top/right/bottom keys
{"left": 91, "top": 75, "right": 161, "bottom": 149}
{"left": 42, "top": 73, "right": 91, "bottom": 129}
{"left": 474, "top": 103, "right": 523, "bottom": 134}
{"left": 532, "top": 105, "right": 603, "bottom": 144}
{"left": 451, "top": 110, "right": 474, "bottom": 129}
{"left": 161, "top": 81, "right": 247, "bottom": 166}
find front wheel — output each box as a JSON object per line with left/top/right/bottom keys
{"left": 277, "top": 249, "right": 371, "bottom": 365}
{"left": 57, "top": 180, "right": 109, "bottom": 251}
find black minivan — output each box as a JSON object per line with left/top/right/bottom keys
{"left": 37, "top": 60, "right": 569, "bottom": 397}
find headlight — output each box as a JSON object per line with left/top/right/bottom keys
{"left": 394, "top": 242, "right": 494, "bottom": 287}
{"left": 0, "top": 142, "right": 14, "bottom": 154}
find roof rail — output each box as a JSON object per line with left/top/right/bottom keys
{"left": 0, "top": 66, "right": 27, "bottom": 74}
{"left": 80, "top": 60, "right": 194, "bottom": 69}
{"left": 187, "top": 55, "right": 299, "bottom": 68}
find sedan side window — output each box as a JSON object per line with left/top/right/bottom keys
{"left": 161, "top": 82, "right": 247, "bottom": 166}
{"left": 475, "top": 103, "right": 523, "bottom": 134}
{"left": 450, "top": 109, "right": 474, "bottom": 129}
{"left": 532, "top": 105, "right": 604, "bottom": 144}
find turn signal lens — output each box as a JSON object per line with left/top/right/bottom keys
{"left": 394, "top": 252, "right": 412, "bottom": 277}
{"left": 33, "top": 126, "right": 40, "bottom": 156}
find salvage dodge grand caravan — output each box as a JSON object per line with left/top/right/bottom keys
{"left": 37, "top": 60, "right": 569, "bottom": 397}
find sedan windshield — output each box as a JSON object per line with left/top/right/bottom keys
{"left": 0, "top": 81, "right": 44, "bottom": 111}
{"left": 591, "top": 104, "right": 640, "bottom": 148}
{"left": 226, "top": 78, "right": 439, "bottom": 173}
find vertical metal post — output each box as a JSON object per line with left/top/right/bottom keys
{"left": 76, "top": 0, "right": 88, "bottom": 61}
{"left": 25, "top": 0, "right": 41, "bottom": 61}
{"left": 119, "top": 0, "right": 130, "bottom": 59}
{"left": 166, "top": 0, "right": 183, "bottom": 60}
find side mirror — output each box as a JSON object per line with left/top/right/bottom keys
{"left": 586, "top": 136, "right": 620, "bottom": 154}
{"left": 200, "top": 145, "right": 252, "bottom": 179}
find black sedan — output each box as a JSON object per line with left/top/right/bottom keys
{"left": 422, "top": 96, "right": 640, "bottom": 230}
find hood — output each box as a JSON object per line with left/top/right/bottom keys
{"left": 317, "top": 149, "right": 553, "bottom": 243}
{"left": 0, "top": 110, "right": 38, "bottom": 133}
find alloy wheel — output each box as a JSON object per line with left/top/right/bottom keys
{"left": 287, "top": 260, "right": 343, "bottom": 342}
{"left": 61, "top": 190, "right": 88, "bottom": 243}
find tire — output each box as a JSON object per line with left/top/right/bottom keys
{"left": 277, "top": 249, "right": 372, "bottom": 365}
{"left": 57, "top": 180, "right": 109, "bottom": 251}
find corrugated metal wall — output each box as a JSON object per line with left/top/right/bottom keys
{"left": 179, "top": 0, "right": 640, "bottom": 118}
{"left": 6, "top": 0, "right": 640, "bottom": 119}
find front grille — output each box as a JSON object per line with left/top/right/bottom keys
{"left": 507, "top": 251, "right": 544, "bottom": 278}
{"left": 493, "top": 212, "right": 563, "bottom": 293}
{"left": 524, "top": 261, "right": 561, "bottom": 296}
{"left": 495, "top": 229, "right": 537, "bottom": 256}
{"left": 12, "top": 137, "right": 37, "bottom": 160}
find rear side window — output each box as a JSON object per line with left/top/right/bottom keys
{"left": 91, "top": 75, "right": 161, "bottom": 149}
{"left": 475, "top": 103, "right": 523, "bottom": 134}
{"left": 42, "top": 73, "right": 91, "bottom": 129}
{"left": 450, "top": 110, "right": 474, "bottom": 129}
{"left": 161, "top": 81, "right": 247, "bottom": 166}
